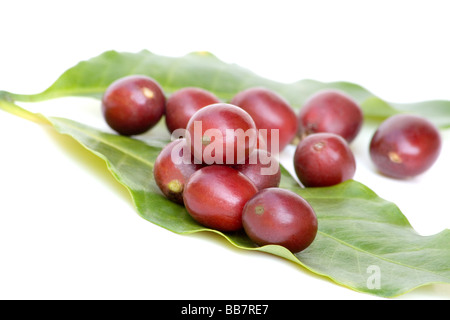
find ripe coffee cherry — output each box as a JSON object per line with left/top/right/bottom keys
{"left": 231, "top": 87, "right": 298, "bottom": 153}
{"left": 233, "top": 149, "right": 281, "bottom": 190}
{"left": 294, "top": 133, "right": 356, "bottom": 187}
{"left": 298, "top": 89, "right": 363, "bottom": 143}
{"left": 242, "top": 188, "right": 318, "bottom": 253}
{"left": 183, "top": 165, "right": 258, "bottom": 232}
{"left": 369, "top": 114, "right": 441, "bottom": 179}
{"left": 165, "top": 87, "right": 220, "bottom": 133}
{"left": 153, "top": 139, "right": 202, "bottom": 204}
{"left": 102, "top": 75, "right": 166, "bottom": 136}
{"left": 186, "top": 103, "right": 257, "bottom": 165}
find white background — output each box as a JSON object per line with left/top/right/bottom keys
{"left": 0, "top": 0, "right": 449, "bottom": 300}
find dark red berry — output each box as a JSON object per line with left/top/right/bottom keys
{"left": 298, "top": 89, "right": 363, "bottom": 143}
{"left": 102, "top": 75, "right": 166, "bottom": 136}
{"left": 183, "top": 165, "right": 258, "bottom": 232}
{"left": 153, "top": 139, "right": 203, "bottom": 204}
{"left": 186, "top": 103, "right": 257, "bottom": 165}
{"left": 294, "top": 133, "right": 356, "bottom": 187}
{"left": 231, "top": 87, "right": 298, "bottom": 153}
{"left": 242, "top": 188, "right": 318, "bottom": 253}
{"left": 369, "top": 114, "right": 441, "bottom": 179}
{"left": 233, "top": 149, "right": 281, "bottom": 190}
{"left": 165, "top": 87, "right": 220, "bottom": 133}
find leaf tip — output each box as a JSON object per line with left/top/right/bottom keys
{"left": 0, "top": 90, "right": 13, "bottom": 103}
{"left": 188, "top": 51, "right": 218, "bottom": 59}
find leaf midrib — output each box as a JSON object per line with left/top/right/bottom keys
{"left": 50, "top": 117, "right": 156, "bottom": 169}
{"left": 315, "top": 230, "right": 450, "bottom": 281}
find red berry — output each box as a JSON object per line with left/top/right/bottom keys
{"left": 369, "top": 114, "right": 441, "bottom": 179}
{"left": 165, "top": 87, "right": 220, "bottom": 133}
{"left": 298, "top": 89, "right": 363, "bottom": 143}
{"left": 183, "top": 165, "right": 258, "bottom": 232}
{"left": 186, "top": 103, "right": 257, "bottom": 165}
{"left": 102, "top": 75, "right": 165, "bottom": 136}
{"left": 231, "top": 87, "right": 298, "bottom": 153}
{"left": 242, "top": 188, "right": 318, "bottom": 253}
{"left": 233, "top": 149, "right": 281, "bottom": 190}
{"left": 153, "top": 139, "right": 202, "bottom": 204}
{"left": 294, "top": 133, "right": 356, "bottom": 187}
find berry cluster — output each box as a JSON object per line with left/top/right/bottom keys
{"left": 101, "top": 75, "right": 442, "bottom": 252}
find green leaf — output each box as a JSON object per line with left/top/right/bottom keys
{"left": 3, "top": 50, "right": 450, "bottom": 127}
{"left": 0, "top": 98, "right": 449, "bottom": 298}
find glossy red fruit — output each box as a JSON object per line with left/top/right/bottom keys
{"left": 369, "top": 114, "right": 441, "bottom": 179}
{"left": 294, "top": 133, "right": 356, "bottom": 187}
{"left": 165, "top": 87, "right": 220, "bottom": 133}
{"left": 183, "top": 165, "right": 258, "bottom": 232}
{"left": 186, "top": 103, "right": 257, "bottom": 165}
{"left": 233, "top": 149, "right": 281, "bottom": 190}
{"left": 298, "top": 89, "right": 363, "bottom": 143}
{"left": 153, "top": 139, "right": 203, "bottom": 204}
{"left": 102, "top": 75, "right": 166, "bottom": 136}
{"left": 231, "top": 87, "right": 298, "bottom": 153}
{"left": 242, "top": 188, "right": 318, "bottom": 253}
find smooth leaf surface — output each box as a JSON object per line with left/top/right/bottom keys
{"left": 0, "top": 98, "right": 449, "bottom": 298}
{"left": 2, "top": 50, "right": 450, "bottom": 127}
